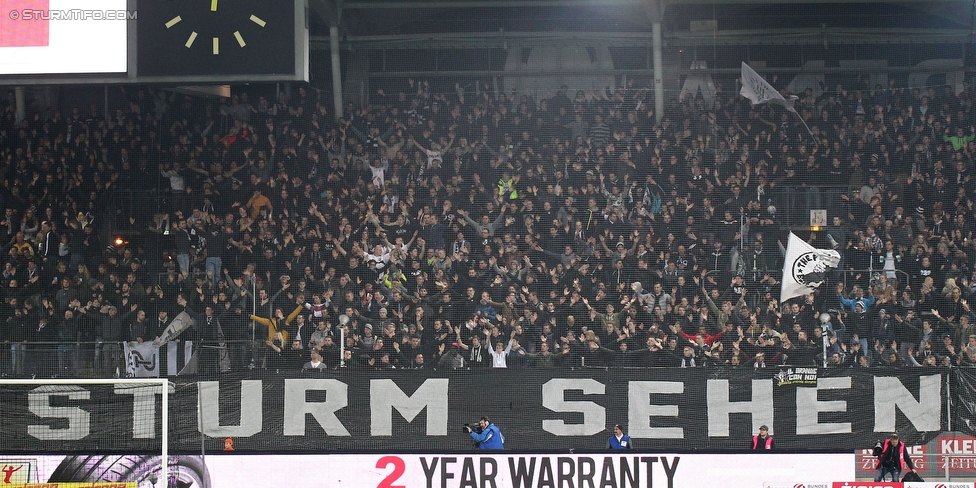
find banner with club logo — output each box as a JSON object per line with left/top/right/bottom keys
{"left": 123, "top": 341, "right": 158, "bottom": 378}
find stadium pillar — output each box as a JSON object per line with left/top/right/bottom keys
{"left": 14, "top": 87, "right": 25, "bottom": 126}
{"left": 652, "top": 22, "right": 663, "bottom": 125}
{"left": 330, "top": 26, "right": 344, "bottom": 120}
{"left": 643, "top": 0, "right": 664, "bottom": 125}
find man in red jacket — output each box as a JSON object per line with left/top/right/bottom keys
{"left": 751, "top": 425, "right": 774, "bottom": 451}
{"left": 875, "top": 433, "right": 917, "bottom": 481}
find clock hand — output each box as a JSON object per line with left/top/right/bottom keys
{"left": 211, "top": 0, "right": 218, "bottom": 12}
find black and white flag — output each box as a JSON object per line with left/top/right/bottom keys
{"left": 740, "top": 62, "right": 797, "bottom": 112}
{"left": 741, "top": 62, "right": 816, "bottom": 139}
{"left": 152, "top": 311, "right": 194, "bottom": 348}
{"left": 124, "top": 341, "right": 158, "bottom": 378}
{"left": 781, "top": 232, "right": 841, "bottom": 302}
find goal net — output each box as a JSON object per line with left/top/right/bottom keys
{"left": 0, "top": 378, "right": 198, "bottom": 488}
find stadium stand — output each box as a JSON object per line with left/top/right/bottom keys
{"left": 1, "top": 67, "right": 976, "bottom": 377}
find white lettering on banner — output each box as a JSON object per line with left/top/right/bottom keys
{"left": 831, "top": 484, "right": 900, "bottom": 488}
{"left": 946, "top": 456, "right": 976, "bottom": 470}
{"left": 941, "top": 436, "right": 976, "bottom": 454}
{"left": 283, "top": 379, "right": 350, "bottom": 436}
{"left": 796, "top": 377, "right": 852, "bottom": 435}
{"left": 370, "top": 378, "right": 448, "bottom": 436}
{"left": 198, "top": 380, "right": 262, "bottom": 437}
{"left": 856, "top": 445, "right": 927, "bottom": 474}
{"left": 874, "top": 376, "right": 941, "bottom": 433}
{"left": 114, "top": 384, "right": 162, "bottom": 439}
{"left": 857, "top": 448, "right": 879, "bottom": 471}
{"left": 937, "top": 435, "right": 976, "bottom": 474}
{"left": 907, "top": 445, "right": 926, "bottom": 470}
{"left": 541, "top": 379, "right": 606, "bottom": 436}
{"left": 12, "top": 374, "right": 945, "bottom": 445}
{"left": 628, "top": 381, "right": 684, "bottom": 439}
{"left": 27, "top": 386, "right": 91, "bottom": 441}
{"left": 707, "top": 379, "right": 774, "bottom": 437}
{"left": 199, "top": 453, "right": 854, "bottom": 487}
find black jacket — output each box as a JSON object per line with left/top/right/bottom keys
{"left": 59, "top": 314, "right": 82, "bottom": 342}
{"left": 876, "top": 439, "right": 915, "bottom": 471}
{"left": 5, "top": 315, "right": 27, "bottom": 342}
{"left": 95, "top": 311, "right": 124, "bottom": 342}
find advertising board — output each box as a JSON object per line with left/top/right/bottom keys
{"left": 0, "top": 454, "right": 854, "bottom": 488}
{"left": 0, "top": 0, "right": 128, "bottom": 75}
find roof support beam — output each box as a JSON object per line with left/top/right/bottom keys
{"left": 310, "top": 27, "right": 971, "bottom": 50}
{"left": 668, "top": 0, "right": 960, "bottom": 3}
{"left": 342, "top": 0, "right": 960, "bottom": 8}
{"left": 345, "top": 65, "right": 966, "bottom": 78}
{"left": 344, "top": 0, "right": 638, "bottom": 8}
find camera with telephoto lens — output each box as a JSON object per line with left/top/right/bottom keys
{"left": 872, "top": 439, "right": 884, "bottom": 457}
{"left": 463, "top": 422, "right": 483, "bottom": 434}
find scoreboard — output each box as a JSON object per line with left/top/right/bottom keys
{"left": 0, "top": 0, "right": 308, "bottom": 84}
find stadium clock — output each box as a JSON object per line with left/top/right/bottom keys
{"left": 163, "top": 0, "right": 268, "bottom": 55}
{"left": 136, "top": 0, "right": 298, "bottom": 79}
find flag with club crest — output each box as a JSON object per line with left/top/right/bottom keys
{"left": 124, "top": 341, "right": 159, "bottom": 378}
{"left": 781, "top": 232, "right": 841, "bottom": 302}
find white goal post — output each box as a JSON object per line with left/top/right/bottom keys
{"left": 0, "top": 378, "right": 170, "bottom": 487}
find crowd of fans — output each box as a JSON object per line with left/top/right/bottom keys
{"left": 1, "top": 72, "right": 976, "bottom": 378}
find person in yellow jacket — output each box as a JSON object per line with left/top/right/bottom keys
{"left": 251, "top": 298, "right": 304, "bottom": 344}
{"left": 497, "top": 172, "right": 518, "bottom": 200}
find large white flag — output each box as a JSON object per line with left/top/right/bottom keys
{"left": 781, "top": 232, "right": 841, "bottom": 302}
{"left": 740, "top": 62, "right": 798, "bottom": 113}
{"left": 124, "top": 341, "right": 159, "bottom": 378}
{"left": 152, "top": 311, "right": 195, "bottom": 348}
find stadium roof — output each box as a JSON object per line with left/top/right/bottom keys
{"left": 308, "top": 0, "right": 973, "bottom": 48}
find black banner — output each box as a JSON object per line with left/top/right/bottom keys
{"left": 953, "top": 369, "right": 976, "bottom": 436}
{"left": 0, "top": 368, "right": 948, "bottom": 453}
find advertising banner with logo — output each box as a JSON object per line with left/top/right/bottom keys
{"left": 0, "top": 369, "right": 947, "bottom": 453}
{"left": 6, "top": 485, "right": 135, "bottom": 488}
{"left": 938, "top": 435, "right": 976, "bottom": 474}
{"left": 832, "top": 484, "right": 976, "bottom": 488}
{"left": 764, "top": 484, "right": 835, "bottom": 488}
{"left": 857, "top": 444, "right": 929, "bottom": 476}
{"left": 904, "top": 484, "right": 976, "bottom": 488}
{"left": 855, "top": 433, "right": 976, "bottom": 479}
{"left": 0, "top": 0, "right": 128, "bottom": 74}
{"left": 0, "top": 454, "right": 853, "bottom": 488}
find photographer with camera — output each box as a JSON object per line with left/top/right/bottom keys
{"left": 873, "top": 433, "right": 917, "bottom": 482}
{"left": 464, "top": 416, "right": 505, "bottom": 450}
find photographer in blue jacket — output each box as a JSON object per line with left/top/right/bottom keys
{"left": 465, "top": 416, "right": 505, "bottom": 450}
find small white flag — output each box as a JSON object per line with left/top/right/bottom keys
{"left": 124, "top": 341, "right": 159, "bottom": 378}
{"left": 781, "top": 232, "right": 841, "bottom": 302}
{"left": 740, "top": 62, "right": 798, "bottom": 113}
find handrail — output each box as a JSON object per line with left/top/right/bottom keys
{"left": 2, "top": 339, "right": 255, "bottom": 346}
{"left": 871, "top": 453, "right": 976, "bottom": 481}
{"left": 838, "top": 268, "right": 913, "bottom": 291}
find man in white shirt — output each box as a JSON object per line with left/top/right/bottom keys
{"left": 303, "top": 349, "right": 328, "bottom": 370}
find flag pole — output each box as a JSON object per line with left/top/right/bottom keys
{"left": 741, "top": 62, "right": 818, "bottom": 146}
{"left": 789, "top": 108, "right": 818, "bottom": 146}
